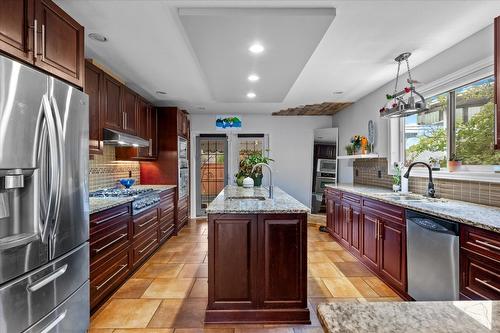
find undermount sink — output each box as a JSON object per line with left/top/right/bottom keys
{"left": 225, "top": 196, "right": 267, "bottom": 201}
{"left": 379, "top": 193, "right": 446, "bottom": 202}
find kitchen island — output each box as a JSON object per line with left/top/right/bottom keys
{"left": 205, "top": 186, "right": 310, "bottom": 324}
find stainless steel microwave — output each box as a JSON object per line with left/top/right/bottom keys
{"left": 317, "top": 158, "right": 336, "bottom": 173}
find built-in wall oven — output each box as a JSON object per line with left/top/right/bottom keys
{"left": 317, "top": 158, "right": 336, "bottom": 173}
{"left": 314, "top": 174, "right": 337, "bottom": 193}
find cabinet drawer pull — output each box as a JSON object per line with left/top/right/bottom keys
{"left": 96, "top": 264, "right": 128, "bottom": 291}
{"left": 33, "top": 20, "right": 38, "bottom": 59}
{"left": 93, "top": 233, "right": 127, "bottom": 254}
{"left": 162, "top": 226, "right": 173, "bottom": 234}
{"left": 28, "top": 264, "right": 68, "bottom": 292}
{"left": 475, "top": 278, "right": 500, "bottom": 294}
{"left": 139, "top": 239, "right": 157, "bottom": 254}
{"left": 94, "top": 210, "right": 128, "bottom": 225}
{"left": 475, "top": 240, "right": 500, "bottom": 252}
{"left": 149, "top": 138, "right": 152, "bottom": 156}
{"left": 139, "top": 216, "right": 156, "bottom": 228}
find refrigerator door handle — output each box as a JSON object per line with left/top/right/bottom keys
{"left": 40, "top": 95, "right": 59, "bottom": 244}
{"left": 39, "top": 310, "right": 67, "bottom": 333}
{"left": 49, "top": 96, "right": 65, "bottom": 239}
{"left": 27, "top": 264, "right": 68, "bottom": 292}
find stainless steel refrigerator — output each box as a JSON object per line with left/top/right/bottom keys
{"left": 0, "top": 55, "right": 89, "bottom": 332}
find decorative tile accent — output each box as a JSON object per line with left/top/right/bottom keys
{"left": 353, "top": 158, "right": 500, "bottom": 207}
{"left": 89, "top": 145, "right": 140, "bottom": 191}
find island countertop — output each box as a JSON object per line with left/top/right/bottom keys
{"left": 326, "top": 184, "right": 500, "bottom": 233}
{"left": 318, "top": 301, "right": 499, "bottom": 333}
{"left": 205, "top": 185, "right": 310, "bottom": 214}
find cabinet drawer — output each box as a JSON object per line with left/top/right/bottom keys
{"left": 325, "top": 187, "right": 341, "bottom": 199}
{"left": 461, "top": 225, "right": 500, "bottom": 262}
{"left": 90, "top": 247, "right": 130, "bottom": 310}
{"left": 159, "top": 196, "right": 175, "bottom": 218}
{"left": 132, "top": 208, "right": 158, "bottom": 239}
{"left": 160, "top": 208, "right": 175, "bottom": 226}
{"left": 132, "top": 229, "right": 159, "bottom": 268}
{"left": 362, "top": 198, "right": 404, "bottom": 225}
{"left": 179, "top": 197, "right": 188, "bottom": 210}
{"left": 159, "top": 222, "right": 175, "bottom": 244}
{"left": 461, "top": 249, "right": 500, "bottom": 300}
{"left": 90, "top": 203, "right": 131, "bottom": 228}
{"left": 90, "top": 221, "right": 129, "bottom": 259}
{"left": 342, "top": 193, "right": 361, "bottom": 206}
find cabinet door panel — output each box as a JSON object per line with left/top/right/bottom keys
{"left": 258, "top": 214, "right": 306, "bottom": 308}
{"left": 102, "top": 74, "right": 122, "bottom": 130}
{"left": 122, "top": 88, "right": 137, "bottom": 135}
{"left": 361, "top": 212, "right": 379, "bottom": 271}
{"left": 333, "top": 200, "right": 342, "bottom": 239}
{"left": 0, "top": 0, "right": 33, "bottom": 62}
{"left": 35, "top": 0, "right": 84, "bottom": 87}
{"left": 326, "top": 198, "right": 334, "bottom": 232}
{"left": 137, "top": 99, "right": 148, "bottom": 139}
{"left": 208, "top": 215, "right": 258, "bottom": 309}
{"left": 349, "top": 206, "right": 361, "bottom": 256}
{"left": 379, "top": 219, "right": 406, "bottom": 291}
{"left": 85, "top": 61, "right": 103, "bottom": 154}
{"left": 461, "top": 249, "right": 500, "bottom": 300}
{"left": 340, "top": 205, "right": 350, "bottom": 246}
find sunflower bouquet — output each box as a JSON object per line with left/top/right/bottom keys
{"left": 350, "top": 135, "right": 368, "bottom": 154}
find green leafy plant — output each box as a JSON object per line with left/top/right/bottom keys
{"left": 240, "top": 153, "right": 274, "bottom": 177}
{"left": 345, "top": 144, "right": 354, "bottom": 155}
{"left": 392, "top": 163, "right": 401, "bottom": 186}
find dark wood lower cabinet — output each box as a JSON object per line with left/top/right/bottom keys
{"left": 89, "top": 188, "right": 177, "bottom": 312}
{"left": 206, "top": 213, "right": 309, "bottom": 324}
{"left": 325, "top": 188, "right": 408, "bottom": 298}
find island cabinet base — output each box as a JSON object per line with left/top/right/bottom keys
{"left": 206, "top": 213, "right": 310, "bottom": 324}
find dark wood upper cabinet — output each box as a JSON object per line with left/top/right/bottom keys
{"left": 137, "top": 99, "right": 148, "bottom": 139}
{"left": 34, "top": 0, "right": 84, "bottom": 87}
{"left": 102, "top": 73, "right": 122, "bottom": 131}
{"left": 495, "top": 16, "right": 500, "bottom": 150}
{"left": 84, "top": 60, "right": 103, "bottom": 155}
{"left": 177, "top": 110, "right": 189, "bottom": 138}
{"left": 0, "top": 0, "right": 33, "bottom": 62}
{"left": 122, "top": 87, "right": 138, "bottom": 135}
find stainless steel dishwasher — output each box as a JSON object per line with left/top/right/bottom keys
{"left": 406, "top": 210, "right": 460, "bottom": 301}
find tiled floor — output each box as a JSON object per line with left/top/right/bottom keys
{"left": 89, "top": 216, "right": 401, "bottom": 333}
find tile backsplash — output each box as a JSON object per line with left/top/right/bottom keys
{"left": 353, "top": 158, "right": 500, "bottom": 207}
{"left": 89, "top": 145, "right": 140, "bottom": 192}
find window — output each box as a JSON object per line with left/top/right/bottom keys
{"left": 403, "top": 76, "right": 499, "bottom": 169}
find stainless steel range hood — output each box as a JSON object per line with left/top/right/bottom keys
{"left": 103, "top": 128, "right": 149, "bottom": 147}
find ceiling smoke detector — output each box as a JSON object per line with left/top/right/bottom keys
{"left": 156, "top": 91, "right": 167, "bottom": 95}
{"left": 88, "top": 33, "right": 108, "bottom": 42}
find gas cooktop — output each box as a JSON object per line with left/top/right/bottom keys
{"left": 90, "top": 187, "right": 160, "bottom": 215}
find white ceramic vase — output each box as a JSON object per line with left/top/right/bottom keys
{"left": 243, "top": 177, "right": 254, "bottom": 188}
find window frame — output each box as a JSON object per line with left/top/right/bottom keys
{"left": 400, "top": 75, "right": 497, "bottom": 173}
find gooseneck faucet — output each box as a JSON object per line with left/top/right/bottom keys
{"left": 252, "top": 163, "right": 273, "bottom": 199}
{"left": 403, "top": 162, "right": 435, "bottom": 198}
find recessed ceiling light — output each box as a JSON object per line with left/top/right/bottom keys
{"left": 88, "top": 33, "right": 108, "bottom": 42}
{"left": 246, "top": 92, "right": 256, "bottom": 99}
{"left": 156, "top": 91, "right": 167, "bottom": 95}
{"left": 249, "top": 43, "right": 264, "bottom": 54}
{"left": 248, "top": 74, "right": 260, "bottom": 82}
{"left": 332, "top": 91, "right": 343, "bottom": 95}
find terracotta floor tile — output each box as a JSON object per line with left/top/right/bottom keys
{"left": 307, "top": 278, "right": 332, "bottom": 297}
{"left": 189, "top": 278, "right": 208, "bottom": 298}
{"left": 307, "top": 251, "right": 331, "bottom": 263}
{"left": 114, "top": 329, "right": 173, "bottom": 333}
{"left": 357, "top": 296, "right": 403, "bottom": 302}
{"left": 308, "top": 262, "right": 343, "bottom": 278}
{"left": 337, "top": 250, "right": 358, "bottom": 262}
{"left": 362, "top": 277, "right": 398, "bottom": 297}
{"left": 347, "top": 277, "right": 378, "bottom": 297}
{"left": 234, "top": 329, "right": 294, "bottom": 333}
{"left": 91, "top": 299, "right": 161, "bottom": 329}
{"left": 174, "top": 328, "right": 234, "bottom": 333}
{"left": 169, "top": 252, "right": 207, "bottom": 264}
{"left": 159, "top": 242, "right": 197, "bottom": 253}
{"left": 334, "top": 262, "right": 374, "bottom": 277}
{"left": 179, "top": 264, "right": 208, "bottom": 278}
{"left": 322, "top": 277, "right": 362, "bottom": 298}
{"left": 308, "top": 297, "right": 358, "bottom": 310}
{"left": 87, "top": 329, "right": 115, "bottom": 333}
{"left": 148, "top": 299, "right": 207, "bottom": 328}
{"left": 293, "top": 328, "right": 325, "bottom": 333}
{"left": 149, "top": 252, "right": 176, "bottom": 264}
{"left": 323, "top": 251, "right": 345, "bottom": 263}
{"left": 142, "top": 278, "right": 195, "bottom": 299}
{"left": 113, "top": 278, "right": 154, "bottom": 299}
{"left": 135, "top": 263, "right": 184, "bottom": 279}
{"left": 311, "top": 241, "right": 343, "bottom": 251}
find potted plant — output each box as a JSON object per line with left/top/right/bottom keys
{"left": 392, "top": 163, "right": 401, "bottom": 192}
{"left": 447, "top": 154, "right": 462, "bottom": 172}
{"left": 345, "top": 144, "right": 354, "bottom": 155}
{"left": 239, "top": 153, "right": 274, "bottom": 186}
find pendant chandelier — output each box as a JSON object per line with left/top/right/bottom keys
{"left": 379, "top": 52, "right": 428, "bottom": 118}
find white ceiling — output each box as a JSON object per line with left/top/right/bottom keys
{"left": 178, "top": 8, "right": 335, "bottom": 103}
{"left": 55, "top": 0, "right": 500, "bottom": 115}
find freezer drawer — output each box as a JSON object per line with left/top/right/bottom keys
{"left": 24, "top": 281, "right": 89, "bottom": 333}
{"left": 0, "top": 242, "right": 89, "bottom": 333}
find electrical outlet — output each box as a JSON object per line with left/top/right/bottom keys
{"left": 377, "top": 170, "right": 382, "bottom": 178}
{"left": 355, "top": 169, "right": 358, "bottom": 177}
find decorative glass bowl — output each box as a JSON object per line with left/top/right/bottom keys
{"left": 119, "top": 178, "right": 135, "bottom": 188}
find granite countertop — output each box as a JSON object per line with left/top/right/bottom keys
{"left": 89, "top": 184, "right": 177, "bottom": 215}
{"left": 327, "top": 184, "right": 500, "bottom": 233}
{"left": 318, "top": 301, "right": 500, "bottom": 333}
{"left": 206, "top": 185, "right": 310, "bottom": 214}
